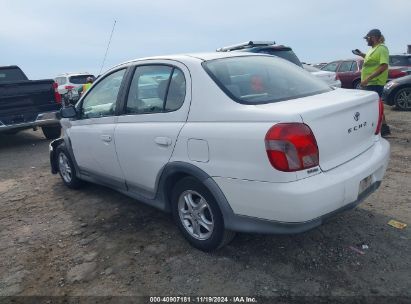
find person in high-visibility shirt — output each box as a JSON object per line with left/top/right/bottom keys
{"left": 78, "top": 77, "right": 94, "bottom": 95}
{"left": 354, "top": 29, "right": 390, "bottom": 136}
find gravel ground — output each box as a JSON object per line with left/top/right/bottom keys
{"left": 0, "top": 106, "right": 410, "bottom": 302}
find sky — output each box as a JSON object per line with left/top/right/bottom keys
{"left": 1, "top": 0, "right": 410, "bottom": 79}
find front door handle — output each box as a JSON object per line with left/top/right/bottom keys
{"left": 101, "top": 134, "right": 112, "bottom": 142}
{"left": 154, "top": 137, "right": 172, "bottom": 146}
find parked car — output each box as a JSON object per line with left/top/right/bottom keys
{"left": 313, "top": 62, "right": 328, "bottom": 69}
{"left": 383, "top": 74, "right": 411, "bottom": 110}
{"left": 54, "top": 72, "right": 96, "bottom": 95}
{"left": 0, "top": 65, "right": 62, "bottom": 139}
{"left": 389, "top": 54, "right": 411, "bottom": 68}
{"left": 50, "top": 52, "right": 390, "bottom": 251}
{"left": 216, "top": 41, "right": 303, "bottom": 67}
{"left": 303, "top": 64, "right": 341, "bottom": 87}
{"left": 321, "top": 59, "right": 409, "bottom": 89}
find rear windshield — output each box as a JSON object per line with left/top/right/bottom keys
{"left": 203, "top": 56, "right": 331, "bottom": 104}
{"left": 389, "top": 55, "right": 411, "bottom": 66}
{"left": 69, "top": 75, "right": 95, "bottom": 84}
{"left": 0, "top": 67, "right": 28, "bottom": 82}
{"left": 258, "top": 49, "right": 303, "bottom": 67}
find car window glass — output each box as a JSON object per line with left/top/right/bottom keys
{"left": 204, "top": 56, "right": 331, "bottom": 104}
{"left": 351, "top": 61, "right": 358, "bottom": 71}
{"left": 126, "top": 65, "right": 174, "bottom": 114}
{"left": 258, "top": 49, "right": 302, "bottom": 67}
{"left": 165, "top": 69, "right": 186, "bottom": 111}
{"left": 80, "top": 69, "right": 125, "bottom": 119}
{"left": 322, "top": 62, "right": 339, "bottom": 72}
{"left": 338, "top": 61, "right": 353, "bottom": 72}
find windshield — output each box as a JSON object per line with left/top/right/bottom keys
{"left": 389, "top": 55, "right": 411, "bottom": 66}
{"left": 203, "top": 56, "right": 331, "bottom": 104}
{"left": 69, "top": 75, "right": 95, "bottom": 84}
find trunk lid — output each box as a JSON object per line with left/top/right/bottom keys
{"left": 257, "top": 88, "right": 379, "bottom": 172}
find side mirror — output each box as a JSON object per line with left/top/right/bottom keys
{"left": 60, "top": 106, "right": 77, "bottom": 118}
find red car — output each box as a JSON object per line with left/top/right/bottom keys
{"left": 321, "top": 58, "right": 409, "bottom": 89}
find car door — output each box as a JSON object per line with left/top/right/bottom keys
{"left": 337, "top": 61, "right": 355, "bottom": 88}
{"left": 114, "top": 61, "right": 191, "bottom": 198}
{"left": 67, "top": 68, "right": 127, "bottom": 189}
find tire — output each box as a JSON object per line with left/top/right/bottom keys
{"left": 171, "top": 177, "right": 235, "bottom": 251}
{"left": 393, "top": 87, "right": 411, "bottom": 111}
{"left": 353, "top": 79, "right": 361, "bottom": 90}
{"left": 56, "top": 144, "right": 83, "bottom": 189}
{"left": 42, "top": 125, "right": 61, "bottom": 140}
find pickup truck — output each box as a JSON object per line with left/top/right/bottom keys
{"left": 0, "top": 65, "right": 62, "bottom": 139}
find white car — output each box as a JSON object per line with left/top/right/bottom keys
{"left": 303, "top": 64, "right": 341, "bottom": 87}
{"left": 50, "top": 53, "right": 390, "bottom": 251}
{"left": 54, "top": 72, "right": 95, "bottom": 95}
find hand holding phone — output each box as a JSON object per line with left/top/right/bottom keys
{"left": 352, "top": 49, "right": 362, "bottom": 56}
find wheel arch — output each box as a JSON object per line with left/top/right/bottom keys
{"left": 156, "top": 162, "right": 235, "bottom": 226}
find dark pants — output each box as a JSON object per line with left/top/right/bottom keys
{"left": 363, "top": 85, "right": 383, "bottom": 97}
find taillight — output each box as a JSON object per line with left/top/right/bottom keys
{"left": 335, "top": 73, "right": 340, "bottom": 80}
{"left": 375, "top": 98, "right": 384, "bottom": 135}
{"left": 65, "top": 85, "right": 75, "bottom": 90}
{"left": 53, "top": 82, "right": 62, "bottom": 104}
{"left": 265, "top": 123, "right": 319, "bottom": 172}
{"left": 389, "top": 69, "right": 407, "bottom": 79}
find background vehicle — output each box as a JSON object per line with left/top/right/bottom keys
{"left": 55, "top": 72, "right": 95, "bottom": 96}
{"left": 303, "top": 64, "right": 341, "bottom": 87}
{"left": 216, "top": 41, "right": 303, "bottom": 67}
{"left": 321, "top": 59, "right": 410, "bottom": 89}
{"left": 50, "top": 53, "right": 389, "bottom": 251}
{"left": 389, "top": 54, "right": 411, "bottom": 69}
{"left": 0, "top": 65, "right": 61, "bottom": 139}
{"left": 383, "top": 74, "right": 411, "bottom": 110}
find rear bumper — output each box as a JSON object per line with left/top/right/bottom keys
{"left": 215, "top": 138, "right": 390, "bottom": 233}
{"left": 0, "top": 111, "right": 59, "bottom": 131}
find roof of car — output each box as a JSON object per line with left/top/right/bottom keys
{"left": 109, "top": 52, "right": 268, "bottom": 71}
{"left": 55, "top": 72, "right": 94, "bottom": 77}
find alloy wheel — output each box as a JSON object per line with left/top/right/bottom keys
{"left": 395, "top": 88, "right": 411, "bottom": 110}
{"left": 58, "top": 152, "right": 72, "bottom": 183}
{"left": 177, "top": 190, "right": 214, "bottom": 240}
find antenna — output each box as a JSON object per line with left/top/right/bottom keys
{"left": 99, "top": 20, "right": 117, "bottom": 75}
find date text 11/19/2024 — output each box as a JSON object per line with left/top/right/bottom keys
{"left": 149, "top": 296, "right": 258, "bottom": 303}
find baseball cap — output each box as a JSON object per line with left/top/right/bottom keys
{"left": 364, "top": 29, "right": 382, "bottom": 39}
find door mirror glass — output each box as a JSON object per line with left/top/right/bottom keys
{"left": 60, "top": 106, "right": 77, "bottom": 118}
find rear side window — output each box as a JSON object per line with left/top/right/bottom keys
{"left": 322, "top": 62, "right": 339, "bottom": 72}
{"left": 389, "top": 55, "right": 411, "bottom": 66}
{"left": 338, "top": 61, "right": 353, "bottom": 72}
{"left": 203, "top": 56, "right": 331, "bottom": 104}
{"left": 0, "top": 67, "right": 28, "bottom": 82}
{"left": 126, "top": 65, "right": 186, "bottom": 114}
{"left": 351, "top": 61, "right": 358, "bottom": 71}
{"left": 69, "top": 75, "right": 95, "bottom": 84}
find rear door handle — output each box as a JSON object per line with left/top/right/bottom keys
{"left": 100, "top": 134, "right": 112, "bottom": 142}
{"left": 154, "top": 137, "right": 172, "bottom": 146}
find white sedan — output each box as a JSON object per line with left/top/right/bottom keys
{"left": 50, "top": 52, "right": 390, "bottom": 251}
{"left": 303, "top": 63, "right": 341, "bottom": 87}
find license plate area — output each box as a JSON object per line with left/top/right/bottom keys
{"left": 359, "top": 174, "right": 373, "bottom": 195}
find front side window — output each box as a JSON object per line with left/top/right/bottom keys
{"left": 203, "top": 56, "right": 331, "bottom": 104}
{"left": 126, "top": 65, "right": 186, "bottom": 114}
{"left": 322, "top": 62, "right": 339, "bottom": 72}
{"left": 351, "top": 61, "right": 358, "bottom": 71}
{"left": 80, "top": 69, "right": 125, "bottom": 119}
